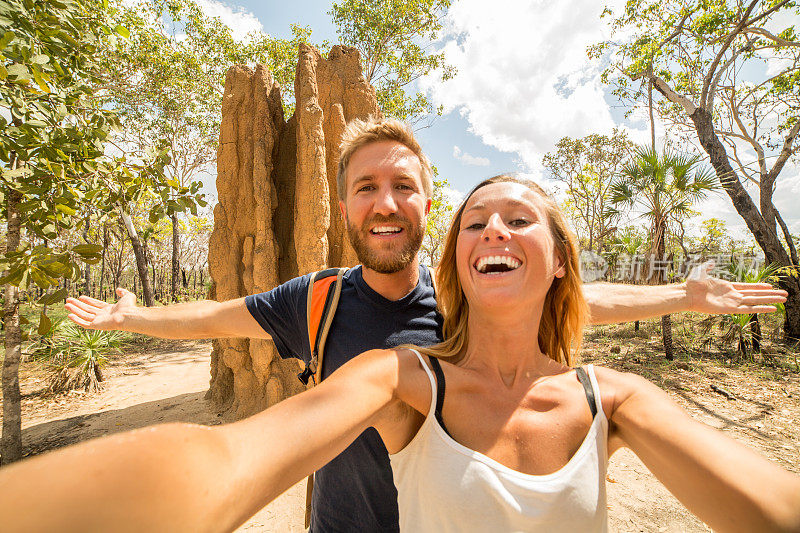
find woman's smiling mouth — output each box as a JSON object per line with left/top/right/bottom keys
{"left": 474, "top": 254, "right": 522, "bottom": 274}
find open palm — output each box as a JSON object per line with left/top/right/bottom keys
{"left": 65, "top": 288, "right": 138, "bottom": 330}
{"left": 686, "top": 262, "right": 787, "bottom": 315}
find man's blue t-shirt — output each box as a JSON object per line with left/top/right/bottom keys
{"left": 245, "top": 265, "right": 442, "bottom": 532}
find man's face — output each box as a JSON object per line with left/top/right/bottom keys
{"left": 339, "top": 140, "right": 431, "bottom": 274}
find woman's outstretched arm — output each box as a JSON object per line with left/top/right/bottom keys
{"left": 0, "top": 349, "right": 406, "bottom": 533}
{"left": 603, "top": 368, "right": 800, "bottom": 533}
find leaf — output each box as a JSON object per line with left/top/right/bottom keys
{"left": 30, "top": 267, "right": 56, "bottom": 289}
{"left": 55, "top": 203, "right": 77, "bottom": 216}
{"left": 0, "top": 264, "right": 26, "bottom": 286}
{"left": 0, "top": 64, "right": 7, "bottom": 80}
{"left": 31, "top": 54, "right": 49, "bottom": 64}
{"left": 38, "top": 311, "right": 52, "bottom": 336}
{"left": 114, "top": 25, "right": 130, "bottom": 39}
{"left": 0, "top": 31, "right": 14, "bottom": 50}
{"left": 38, "top": 287, "right": 68, "bottom": 305}
{"left": 72, "top": 243, "right": 103, "bottom": 255}
{"left": 32, "top": 70, "right": 50, "bottom": 93}
{"left": 6, "top": 63, "right": 30, "bottom": 81}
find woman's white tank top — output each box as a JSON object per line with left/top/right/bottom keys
{"left": 389, "top": 350, "right": 609, "bottom": 532}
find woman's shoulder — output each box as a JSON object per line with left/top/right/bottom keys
{"left": 587, "top": 364, "right": 654, "bottom": 418}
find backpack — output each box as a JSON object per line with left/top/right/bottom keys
{"left": 297, "top": 265, "right": 436, "bottom": 528}
{"left": 297, "top": 267, "right": 348, "bottom": 387}
{"left": 298, "top": 267, "right": 348, "bottom": 527}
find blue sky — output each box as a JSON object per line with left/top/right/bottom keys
{"left": 193, "top": 0, "right": 800, "bottom": 237}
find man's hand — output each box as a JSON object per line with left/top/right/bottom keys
{"left": 685, "top": 262, "right": 787, "bottom": 315}
{"left": 65, "top": 288, "right": 137, "bottom": 331}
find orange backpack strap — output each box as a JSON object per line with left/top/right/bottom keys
{"left": 299, "top": 267, "right": 346, "bottom": 528}
{"left": 298, "top": 267, "right": 347, "bottom": 387}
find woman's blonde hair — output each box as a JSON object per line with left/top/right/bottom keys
{"left": 415, "top": 175, "right": 588, "bottom": 367}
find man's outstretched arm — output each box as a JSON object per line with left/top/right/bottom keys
{"left": 585, "top": 263, "right": 788, "bottom": 325}
{"left": 65, "top": 288, "right": 271, "bottom": 340}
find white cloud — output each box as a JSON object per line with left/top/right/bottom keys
{"left": 453, "top": 145, "right": 490, "bottom": 166}
{"left": 423, "top": 0, "right": 623, "bottom": 170}
{"left": 442, "top": 186, "right": 465, "bottom": 206}
{"left": 193, "top": 0, "right": 264, "bottom": 41}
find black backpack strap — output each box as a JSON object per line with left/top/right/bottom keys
{"left": 428, "top": 356, "right": 453, "bottom": 438}
{"left": 575, "top": 366, "right": 598, "bottom": 419}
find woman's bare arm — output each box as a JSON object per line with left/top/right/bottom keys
{"left": 0, "top": 350, "right": 406, "bottom": 532}
{"left": 602, "top": 368, "right": 800, "bottom": 533}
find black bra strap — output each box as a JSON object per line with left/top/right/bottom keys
{"left": 428, "top": 356, "right": 453, "bottom": 438}
{"left": 575, "top": 366, "right": 597, "bottom": 418}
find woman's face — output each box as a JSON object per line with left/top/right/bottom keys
{"left": 456, "top": 182, "right": 564, "bottom": 313}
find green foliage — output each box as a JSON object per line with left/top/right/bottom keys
{"left": 611, "top": 146, "right": 717, "bottom": 282}
{"left": 47, "top": 323, "right": 123, "bottom": 393}
{"left": 330, "top": 0, "right": 456, "bottom": 124}
{"left": 26, "top": 313, "right": 69, "bottom": 362}
{"left": 421, "top": 178, "right": 455, "bottom": 266}
{"left": 107, "top": 0, "right": 312, "bottom": 177}
{"left": 591, "top": 0, "right": 799, "bottom": 162}
{"left": 543, "top": 129, "right": 634, "bottom": 254}
{"left": 699, "top": 262, "right": 782, "bottom": 361}
{"left": 0, "top": 0, "right": 206, "bottom": 331}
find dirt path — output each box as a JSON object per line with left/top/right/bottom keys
{"left": 13, "top": 340, "right": 302, "bottom": 532}
{"left": 7, "top": 338, "right": 799, "bottom": 532}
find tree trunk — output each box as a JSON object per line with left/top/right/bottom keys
{"left": 749, "top": 314, "right": 761, "bottom": 354}
{"left": 171, "top": 211, "right": 180, "bottom": 302}
{"left": 99, "top": 224, "right": 108, "bottom": 300}
{"left": 2, "top": 186, "right": 23, "bottom": 465}
{"left": 662, "top": 314, "right": 674, "bottom": 361}
{"left": 119, "top": 210, "right": 155, "bottom": 307}
{"left": 689, "top": 107, "right": 800, "bottom": 343}
{"left": 82, "top": 215, "right": 91, "bottom": 295}
{"left": 655, "top": 223, "right": 674, "bottom": 360}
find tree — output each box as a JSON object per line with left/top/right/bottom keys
{"left": 592, "top": 0, "right": 800, "bottom": 343}
{"left": 690, "top": 217, "right": 732, "bottom": 257}
{"left": 0, "top": 0, "right": 201, "bottom": 463}
{"left": 611, "top": 147, "right": 717, "bottom": 359}
{"left": 104, "top": 0, "right": 308, "bottom": 302}
{"left": 543, "top": 129, "right": 633, "bottom": 255}
{"left": 421, "top": 178, "right": 455, "bottom": 266}
{"left": 330, "top": 0, "right": 456, "bottom": 125}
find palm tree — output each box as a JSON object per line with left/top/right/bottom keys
{"left": 611, "top": 147, "right": 717, "bottom": 360}
{"left": 611, "top": 226, "right": 648, "bottom": 330}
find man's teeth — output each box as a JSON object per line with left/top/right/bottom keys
{"left": 371, "top": 226, "right": 402, "bottom": 235}
{"left": 476, "top": 255, "right": 521, "bottom": 273}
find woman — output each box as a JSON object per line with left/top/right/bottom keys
{"left": 2, "top": 176, "right": 799, "bottom": 532}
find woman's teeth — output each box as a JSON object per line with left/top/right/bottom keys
{"left": 475, "top": 255, "right": 521, "bottom": 273}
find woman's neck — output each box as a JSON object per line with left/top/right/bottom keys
{"left": 461, "top": 305, "right": 564, "bottom": 389}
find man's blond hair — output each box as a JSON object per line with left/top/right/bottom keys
{"left": 337, "top": 117, "right": 434, "bottom": 200}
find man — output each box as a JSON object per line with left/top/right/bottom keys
{"left": 66, "top": 118, "right": 786, "bottom": 532}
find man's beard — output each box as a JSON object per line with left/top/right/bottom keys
{"left": 346, "top": 214, "right": 425, "bottom": 274}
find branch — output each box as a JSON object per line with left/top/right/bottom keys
{"left": 701, "top": 0, "right": 760, "bottom": 108}
{"left": 766, "top": 119, "right": 800, "bottom": 185}
{"left": 722, "top": 135, "right": 760, "bottom": 187}
{"left": 707, "top": 37, "right": 757, "bottom": 112}
{"left": 743, "top": 0, "right": 793, "bottom": 28}
{"left": 649, "top": 74, "right": 697, "bottom": 115}
{"left": 776, "top": 208, "right": 799, "bottom": 266}
{"left": 743, "top": 27, "right": 800, "bottom": 48}
{"left": 727, "top": 88, "right": 767, "bottom": 176}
